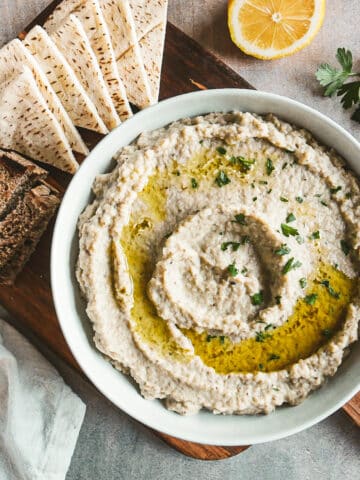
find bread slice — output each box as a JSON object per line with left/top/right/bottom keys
{"left": 43, "top": 0, "right": 132, "bottom": 121}
{"left": 0, "top": 151, "right": 60, "bottom": 285}
{"left": 0, "top": 149, "right": 47, "bottom": 219}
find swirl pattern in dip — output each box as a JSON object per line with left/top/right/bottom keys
{"left": 77, "top": 112, "right": 360, "bottom": 415}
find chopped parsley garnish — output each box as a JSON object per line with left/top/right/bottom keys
{"left": 285, "top": 148, "right": 295, "bottom": 153}
{"left": 330, "top": 186, "right": 342, "bottom": 194}
{"left": 251, "top": 291, "right": 264, "bottom": 306}
{"left": 295, "top": 196, "right": 304, "bottom": 203}
{"left": 322, "top": 329, "right": 333, "bottom": 339}
{"left": 266, "top": 158, "right": 275, "bottom": 175}
{"left": 295, "top": 235, "right": 305, "bottom": 244}
{"left": 345, "top": 192, "right": 352, "bottom": 199}
{"left": 255, "top": 331, "right": 271, "bottom": 342}
{"left": 219, "top": 336, "right": 225, "bottom": 344}
{"left": 253, "top": 196, "right": 257, "bottom": 201}
{"left": 264, "top": 324, "right": 274, "bottom": 331}
{"left": 241, "top": 235, "right": 250, "bottom": 244}
{"left": 233, "top": 213, "right": 246, "bottom": 225}
{"left": 241, "top": 266, "right": 248, "bottom": 275}
{"left": 286, "top": 212, "right": 296, "bottom": 223}
{"left": 282, "top": 162, "right": 288, "bottom": 170}
{"left": 229, "top": 155, "right": 255, "bottom": 172}
{"left": 282, "top": 257, "right": 302, "bottom": 274}
{"left": 320, "top": 200, "right": 328, "bottom": 207}
{"left": 274, "top": 244, "right": 291, "bottom": 256}
{"left": 267, "top": 188, "right": 272, "bottom": 194}
{"left": 216, "top": 146, "right": 227, "bottom": 155}
{"left": 299, "top": 277, "right": 307, "bottom": 289}
{"left": 258, "top": 363, "right": 264, "bottom": 370}
{"left": 320, "top": 280, "right": 340, "bottom": 298}
{"left": 191, "top": 178, "right": 198, "bottom": 189}
{"left": 206, "top": 335, "right": 216, "bottom": 342}
{"left": 259, "top": 180, "right": 268, "bottom": 185}
{"left": 280, "top": 196, "right": 289, "bottom": 202}
{"left": 281, "top": 223, "right": 299, "bottom": 237}
{"left": 305, "top": 293, "right": 318, "bottom": 305}
{"left": 221, "top": 241, "right": 241, "bottom": 251}
{"left": 215, "top": 170, "right": 231, "bottom": 187}
{"left": 227, "top": 263, "right": 239, "bottom": 277}
{"left": 310, "top": 230, "right": 320, "bottom": 240}
{"left": 269, "top": 353, "right": 280, "bottom": 360}
{"left": 340, "top": 239, "right": 351, "bottom": 255}
{"left": 275, "top": 295, "right": 282, "bottom": 305}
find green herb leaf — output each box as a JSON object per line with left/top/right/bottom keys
{"left": 216, "top": 146, "right": 227, "bottom": 155}
{"left": 258, "top": 363, "right": 264, "bottom": 370}
{"left": 330, "top": 186, "right": 342, "bottom": 194}
{"left": 282, "top": 257, "right": 302, "bottom": 274}
{"left": 340, "top": 239, "right": 351, "bottom": 255}
{"left": 266, "top": 158, "right": 275, "bottom": 175}
{"left": 299, "top": 277, "right": 307, "bottom": 289}
{"left": 322, "top": 329, "right": 333, "bottom": 339}
{"left": 219, "top": 336, "right": 225, "bottom": 344}
{"left": 295, "top": 196, "right": 304, "bottom": 203}
{"left": 269, "top": 353, "right": 280, "bottom": 360}
{"left": 281, "top": 223, "right": 299, "bottom": 237}
{"left": 280, "top": 196, "right": 289, "bottom": 202}
{"left": 191, "top": 178, "right": 198, "bottom": 189}
{"left": 295, "top": 235, "right": 305, "bottom": 245}
{"left": 206, "top": 335, "right": 216, "bottom": 342}
{"left": 233, "top": 213, "right": 246, "bottom": 225}
{"left": 286, "top": 212, "right": 296, "bottom": 223}
{"left": 229, "top": 155, "right": 255, "bottom": 172}
{"left": 255, "top": 331, "right": 271, "bottom": 343}
{"left": 227, "top": 263, "right": 239, "bottom": 277}
{"left": 259, "top": 180, "right": 268, "bottom": 185}
{"left": 264, "top": 324, "right": 274, "bottom": 331}
{"left": 320, "top": 280, "right": 340, "bottom": 299}
{"left": 275, "top": 295, "right": 282, "bottom": 305}
{"left": 320, "top": 200, "right": 328, "bottom": 207}
{"left": 241, "top": 266, "right": 248, "bottom": 275}
{"left": 251, "top": 291, "right": 264, "bottom": 306}
{"left": 305, "top": 293, "right": 318, "bottom": 305}
{"left": 310, "top": 230, "right": 320, "bottom": 240}
{"left": 221, "top": 241, "right": 241, "bottom": 251}
{"left": 316, "top": 48, "right": 360, "bottom": 122}
{"left": 274, "top": 244, "right": 291, "bottom": 256}
{"left": 215, "top": 170, "right": 231, "bottom": 187}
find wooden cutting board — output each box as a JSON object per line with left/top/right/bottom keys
{"left": 0, "top": 0, "right": 358, "bottom": 461}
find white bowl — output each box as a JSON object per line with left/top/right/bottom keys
{"left": 51, "top": 89, "right": 360, "bottom": 445}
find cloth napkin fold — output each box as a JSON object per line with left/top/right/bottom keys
{"left": 0, "top": 318, "right": 86, "bottom": 480}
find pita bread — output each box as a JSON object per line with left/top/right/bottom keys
{"left": 0, "top": 67, "right": 78, "bottom": 173}
{"left": 43, "top": 0, "right": 132, "bottom": 121}
{"left": 129, "top": 1, "right": 167, "bottom": 100}
{"left": 0, "top": 39, "right": 88, "bottom": 156}
{"left": 51, "top": 15, "right": 120, "bottom": 131}
{"left": 99, "top": 0, "right": 154, "bottom": 108}
{"left": 138, "top": 22, "right": 166, "bottom": 101}
{"left": 24, "top": 26, "right": 108, "bottom": 134}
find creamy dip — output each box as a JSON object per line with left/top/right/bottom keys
{"left": 77, "top": 112, "right": 360, "bottom": 415}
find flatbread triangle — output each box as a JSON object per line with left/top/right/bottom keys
{"left": 50, "top": 14, "right": 121, "bottom": 131}
{"left": 24, "top": 25, "right": 108, "bottom": 134}
{"left": 43, "top": 0, "right": 132, "bottom": 121}
{"left": 0, "top": 66, "right": 78, "bottom": 173}
{"left": 129, "top": 0, "right": 168, "bottom": 100}
{"left": 0, "top": 39, "right": 88, "bottom": 155}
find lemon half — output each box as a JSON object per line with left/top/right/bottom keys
{"left": 228, "top": 0, "right": 325, "bottom": 60}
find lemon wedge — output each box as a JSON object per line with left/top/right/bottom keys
{"left": 228, "top": 0, "right": 325, "bottom": 60}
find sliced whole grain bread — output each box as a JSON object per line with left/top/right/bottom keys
{"left": 0, "top": 149, "right": 47, "bottom": 219}
{"left": 0, "top": 151, "right": 60, "bottom": 285}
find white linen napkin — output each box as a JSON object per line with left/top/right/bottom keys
{"left": 0, "top": 318, "right": 86, "bottom": 480}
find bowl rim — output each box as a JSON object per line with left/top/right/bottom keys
{"left": 51, "top": 88, "right": 360, "bottom": 445}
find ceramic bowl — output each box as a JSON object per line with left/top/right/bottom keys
{"left": 51, "top": 89, "right": 360, "bottom": 445}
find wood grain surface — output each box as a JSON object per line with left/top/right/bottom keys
{"left": 0, "top": 1, "right": 358, "bottom": 463}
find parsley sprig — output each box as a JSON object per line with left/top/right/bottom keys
{"left": 316, "top": 48, "right": 360, "bottom": 122}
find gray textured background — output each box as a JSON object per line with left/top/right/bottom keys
{"left": 0, "top": 1, "right": 359, "bottom": 479}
